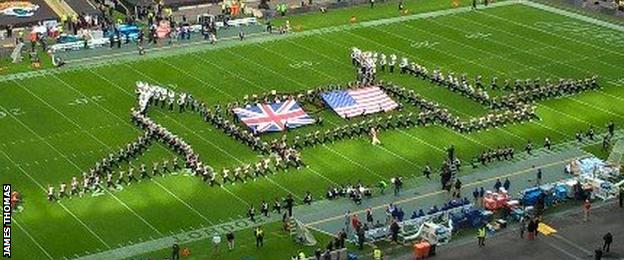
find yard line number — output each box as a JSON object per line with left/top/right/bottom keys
{"left": 410, "top": 41, "right": 440, "bottom": 48}
{"left": 68, "top": 95, "right": 105, "bottom": 106}
{"left": 465, "top": 32, "right": 492, "bottom": 39}
{"left": 0, "top": 108, "right": 25, "bottom": 119}
{"left": 534, "top": 21, "right": 624, "bottom": 46}
{"left": 288, "top": 60, "right": 321, "bottom": 69}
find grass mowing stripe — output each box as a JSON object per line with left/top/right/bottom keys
{"left": 310, "top": 28, "right": 529, "bottom": 146}
{"left": 0, "top": 147, "right": 112, "bottom": 249}
{"left": 478, "top": 6, "right": 624, "bottom": 59}
{"left": 12, "top": 217, "right": 54, "bottom": 259}
{"left": 384, "top": 13, "right": 618, "bottom": 132}
{"left": 87, "top": 67, "right": 255, "bottom": 215}
{"left": 522, "top": 1, "right": 624, "bottom": 32}
{"left": 13, "top": 215, "right": 54, "bottom": 259}
{"left": 121, "top": 61, "right": 307, "bottom": 200}
{"left": 158, "top": 58, "right": 235, "bottom": 99}
{"left": 281, "top": 31, "right": 493, "bottom": 153}
{"left": 13, "top": 78, "right": 165, "bottom": 236}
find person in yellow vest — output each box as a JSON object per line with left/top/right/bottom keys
{"left": 477, "top": 225, "right": 486, "bottom": 247}
{"left": 60, "top": 14, "right": 67, "bottom": 27}
{"left": 254, "top": 226, "right": 264, "bottom": 247}
{"left": 373, "top": 247, "right": 382, "bottom": 260}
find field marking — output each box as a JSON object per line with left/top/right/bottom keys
{"left": 122, "top": 63, "right": 304, "bottom": 199}
{"left": 392, "top": 19, "right": 617, "bottom": 131}
{"left": 0, "top": 0, "right": 520, "bottom": 84}
{"left": 321, "top": 144, "right": 385, "bottom": 181}
{"left": 150, "top": 180, "right": 214, "bottom": 224}
{"left": 88, "top": 68, "right": 254, "bottom": 212}
{"left": 158, "top": 58, "right": 235, "bottom": 99}
{"left": 522, "top": 1, "right": 624, "bottom": 33}
{"left": 320, "top": 27, "right": 524, "bottom": 145}
{"left": 0, "top": 123, "right": 122, "bottom": 148}
{"left": 76, "top": 214, "right": 276, "bottom": 260}
{"left": 449, "top": 14, "right": 624, "bottom": 110}
{"left": 479, "top": 4, "right": 624, "bottom": 59}
{"left": 440, "top": 18, "right": 624, "bottom": 126}
{"left": 0, "top": 143, "right": 112, "bottom": 249}
{"left": 265, "top": 36, "right": 451, "bottom": 156}
{"left": 304, "top": 154, "right": 584, "bottom": 227}
{"left": 13, "top": 217, "right": 54, "bottom": 259}
{"left": 179, "top": 42, "right": 421, "bottom": 183}
{"left": 419, "top": 14, "right": 624, "bottom": 121}
{"left": 12, "top": 79, "right": 165, "bottom": 237}
{"left": 323, "top": 118, "right": 422, "bottom": 168}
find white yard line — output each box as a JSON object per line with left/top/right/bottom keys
{"left": 522, "top": 1, "right": 624, "bottom": 32}
{"left": 0, "top": 141, "right": 111, "bottom": 249}
{"left": 480, "top": 3, "right": 624, "bottom": 58}
{"left": 158, "top": 58, "right": 235, "bottom": 99}
{"left": 191, "top": 43, "right": 424, "bottom": 177}
{"left": 313, "top": 30, "right": 526, "bottom": 146}
{"left": 13, "top": 217, "right": 54, "bottom": 259}
{"left": 88, "top": 67, "right": 255, "bottom": 208}
{"left": 452, "top": 8, "right": 624, "bottom": 107}
{"left": 12, "top": 79, "right": 165, "bottom": 237}
{"left": 321, "top": 144, "right": 385, "bottom": 181}
{"left": 421, "top": 17, "right": 624, "bottom": 119}
{"left": 380, "top": 19, "right": 617, "bottom": 131}
{"left": 124, "top": 63, "right": 304, "bottom": 199}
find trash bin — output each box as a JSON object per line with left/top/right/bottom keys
{"left": 414, "top": 241, "right": 430, "bottom": 259}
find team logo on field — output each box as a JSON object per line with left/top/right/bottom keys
{"left": 0, "top": 2, "right": 39, "bottom": 18}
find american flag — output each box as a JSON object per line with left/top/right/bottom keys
{"left": 321, "top": 86, "right": 399, "bottom": 118}
{"left": 233, "top": 100, "right": 315, "bottom": 133}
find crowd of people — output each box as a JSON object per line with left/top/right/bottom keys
{"left": 47, "top": 129, "right": 168, "bottom": 200}
{"left": 351, "top": 47, "right": 377, "bottom": 85}
{"left": 472, "top": 146, "right": 516, "bottom": 167}
{"left": 492, "top": 77, "right": 599, "bottom": 109}
{"left": 383, "top": 84, "right": 537, "bottom": 133}
{"left": 326, "top": 181, "right": 373, "bottom": 204}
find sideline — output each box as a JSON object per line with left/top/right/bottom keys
{"left": 523, "top": 1, "right": 624, "bottom": 32}
{"left": 77, "top": 153, "right": 582, "bottom": 259}
{"left": 0, "top": 0, "right": 519, "bottom": 84}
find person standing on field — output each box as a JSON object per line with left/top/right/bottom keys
{"left": 226, "top": 232, "right": 235, "bottom": 251}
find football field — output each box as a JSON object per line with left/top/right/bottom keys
{"left": 2, "top": 0, "right": 624, "bottom": 259}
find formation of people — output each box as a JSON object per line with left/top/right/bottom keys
{"left": 383, "top": 84, "right": 537, "bottom": 133}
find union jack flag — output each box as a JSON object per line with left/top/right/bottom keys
{"left": 233, "top": 100, "right": 315, "bottom": 133}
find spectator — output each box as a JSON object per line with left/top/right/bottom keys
{"left": 603, "top": 232, "right": 612, "bottom": 253}
{"left": 390, "top": 219, "right": 400, "bottom": 243}
{"left": 584, "top": 199, "right": 591, "bottom": 222}
{"left": 477, "top": 225, "right": 486, "bottom": 247}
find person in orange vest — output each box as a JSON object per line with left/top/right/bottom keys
{"left": 181, "top": 247, "right": 190, "bottom": 257}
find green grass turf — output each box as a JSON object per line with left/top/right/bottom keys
{"left": 2, "top": 1, "right": 624, "bottom": 259}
